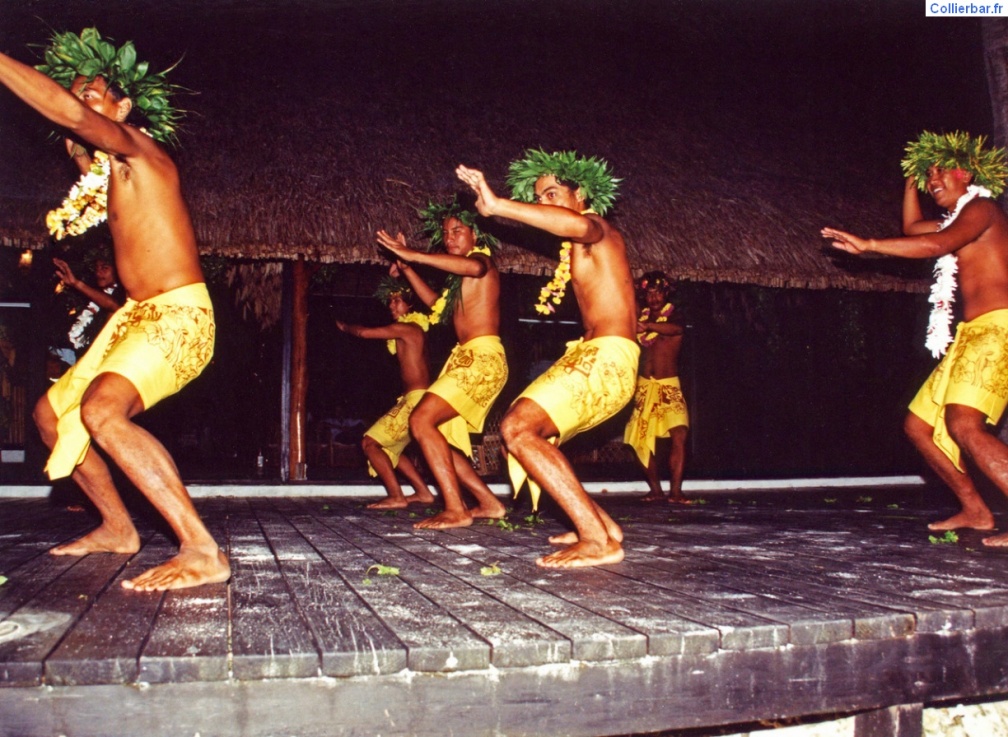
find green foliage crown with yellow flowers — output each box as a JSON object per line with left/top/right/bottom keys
{"left": 35, "top": 27, "right": 185, "bottom": 145}
{"left": 373, "top": 276, "right": 413, "bottom": 306}
{"left": 418, "top": 196, "right": 499, "bottom": 253}
{"left": 901, "top": 131, "right": 1008, "bottom": 198}
{"left": 506, "top": 149, "right": 621, "bottom": 216}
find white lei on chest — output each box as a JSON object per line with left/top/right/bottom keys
{"left": 926, "top": 184, "right": 992, "bottom": 358}
{"left": 68, "top": 284, "right": 118, "bottom": 349}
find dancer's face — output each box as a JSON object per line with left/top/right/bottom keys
{"left": 534, "top": 175, "right": 584, "bottom": 211}
{"left": 442, "top": 217, "right": 475, "bottom": 256}
{"left": 645, "top": 287, "right": 668, "bottom": 311}
{"left": 387, "top": 293, "right": 410, "bottom": 319}
{"left": 926, "top": 165, "right": 972, "bottom": 209}
{"left": 70, "top": 76, "right": 130, "bottom": 122}
{"left": 94, "top": 259, "right": 116, "bottom": 288}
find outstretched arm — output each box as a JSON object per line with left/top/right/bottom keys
{"left": 822, "top": 199, "right": 993, "bottom": 258}
{"left": 456, "top": 164, "right": 604, "bottom": 243}
{"left": 0, "top": 51, "right": 145, "bottom": 159}
{"left": 376, "top": 229, "right": 488, "bottom": 278}
{"left": 336, "top": 320, "right": 412, "bottom": 341}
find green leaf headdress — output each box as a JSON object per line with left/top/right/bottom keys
{"left": 35, "top": 27, "right": 187, "bottom": 145}
{"left": 373, "top": 276, "right": 413, "bottom": 306}
{"left": 506, "top": 149, "right": 621, "bottom": 216}
{"left": 418, "top": 196, "right": 499, "bottom": 253}
{"left": 901, "top": 131, "right": 1008, "bottom": 198}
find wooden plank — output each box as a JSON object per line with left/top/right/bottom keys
{"left": 343, "top": 510, "right": 578, "bottom": 668}
{"left": 433, "top": 519, "right": 722, "bottom": 658}
{"left": 136, "top": 497, "right": 229, "bottom": 683}
{"left": 447, "top": 516, "right": 788, "bottom": 653}
{"left": 227, "top": 499, "right": 320, "bottom": 680}
{"left": 43, "top": 540, "right": 169, "bottom": 686}
{"left": 138, "top": 496, "right": 230, "bottom": 683}
{"left": 251, "top": 500, "right": 407, "bottom": 677}
{"left": 281, "top": 500, "right": 492, "bottom": 673}
{"left": 0, "top": 552, "right": 130, "bottom": 685}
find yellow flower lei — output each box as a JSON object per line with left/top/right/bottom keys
{"left": 386, "top": 311, "right": 430, "bottom": 355}
{"left": 637, "top": 303, "right": 673, "bottom": 346}
{"left": 428, "top": 245, "right": 492, "bottom": 325}
{"left": 46, "top": 151, "right": 110, "bottom": 240}
{"left": 534, "top": 209, "right": 595, "bottom": 316}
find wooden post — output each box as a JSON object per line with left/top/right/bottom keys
{"left": 288, "top": 257, "right": 309, "bottom": 480}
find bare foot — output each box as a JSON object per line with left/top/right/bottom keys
{"left": 640, "top": 491, "right": 664, "bottom": 502}
{"left": 982, "top": 532, "right": 1008, "bottom": 547}
{"left": 537, "top": 538, "right": 624, "bottom": 568}
{"left": 406, "top": 492, "right": 437, "bottom": 505}
{"left": 549, "top": 531, "right": 578, "bottom": 546}
{"left": 928, "top": 511, "right": 995, "bottom": 531}
{"left": 668, "top": 495, "right": 692, "bottom": 505}
{"left": 469, "top": 498, "right": 507, "bottom": 519}
{"left": 50, "top": 524, "right": 140, "bottom": 556}
{"left": 414, "top": 510, "right": 473, "bottom": 529}
{"left": 122, "top": 544, "right": 230, "bottom": 592}
{"left": 367, "top": 497, "right": 409, "bottom": 510}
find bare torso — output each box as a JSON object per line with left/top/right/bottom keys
{"left": 451, "top": 253, "right": 501, "bottom": 344}
{"left": 569, "top": 216, "right": 637, "bottom": 341}
{"left": 951, "top": 200, "right": 1008, "bottom": 322}
{"left": 395, "top": 324, "right": 431, "bottom": 392}
{"left": 105, "top": 134, "right": 204, "bottom": 302}
{"left": 639, "top": 329, "right": 683, "bottom": 378}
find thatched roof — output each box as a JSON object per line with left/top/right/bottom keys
{"left": 0, "top": 0, "right": 994, "bottom": 292}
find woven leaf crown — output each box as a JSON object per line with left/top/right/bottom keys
{"left": 506, "top": 148, "right": 621, "bottom": 216}
{"left": 418, "top": 196, "right": 499, "bottom": 252}
{"left": 901, "top": 130, "right": 1008, "bottom": 198}
{"left": 35, "top": 27, "right": 186, "bottom": 145}
{"left": 373, "top": 277, "right": 413, "bottom": 306}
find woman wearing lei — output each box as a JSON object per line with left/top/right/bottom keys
{"left": 375, "top": 197, "right": 509, "bottom": 530}
{"left": 335, "top": 278, "right": 437, "bottom": 509}
{"left": 822, "top": 130, "right": 1008, "bottom": 546}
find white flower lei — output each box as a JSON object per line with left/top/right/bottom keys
{"left": 46, "top": 151, "right": 110, "bottom": 240}
{"left": 67, "top": 284, "right": 118, "bottom": 349}
{"left": 925, "top": 184, "right": 991, "bottom": 358}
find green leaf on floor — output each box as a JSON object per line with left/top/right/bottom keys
{"left": 928, "top": 531, "right": 959, "bottom": 545}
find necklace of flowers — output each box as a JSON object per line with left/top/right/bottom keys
{"left": 46, "top": 151, "right": 110, "bottom": 241}
{"left": 637, "top": 303, "right": 673, "bottom": 346}
{"left": 925, "top": 184, "right": 991, "bottom": 358}
{"left": 534, "top": 209, "right": 595, "bottom": 315}
{"left": 67, "top": 283, "right": 119, "bottom": 350}
{"left": 386, "top": 311, "right": 430, "bottom": 355}
{"left": 428, "top": 245, "right": 493, "bottom": 325}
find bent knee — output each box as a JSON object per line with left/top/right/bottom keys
{"left": 33, "top": 396, "right": 58, "bottom": 441}
{"left": 945, "top": 406, "right": 988, "bottom": 448}
{"left": 361, "top": 435, "right": 381, "bottom": 453}
{"left": 79, "top": 393, "right": 123, "bottom": 438}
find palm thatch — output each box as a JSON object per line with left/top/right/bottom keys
{"left": 0, "top": 0, "right": 993, "bottom": 293}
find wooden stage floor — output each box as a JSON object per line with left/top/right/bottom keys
{"left": 2, "top": 487, "right": 1008, "bottom": 737}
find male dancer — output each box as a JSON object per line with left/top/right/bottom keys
{"left": 624, "top": 271, "right": 690, "bottom": 503}
{"left": 457, "top": 149, "right": 638, "bottom": 568}
{"left": 336, "top": 279, "right": 436, "bottom": 509}
{"left": 377, "top": 199, "right": 508, "bottom": 528}
{"left": 0, "top": 29, "right": 228, "bottom": 589}
{"left": 823, "top": 131, "right": 1008, "bottom": 545}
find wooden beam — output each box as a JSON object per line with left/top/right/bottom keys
{"left": 288, "top": 257, "right": 309, "bottom": 481}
